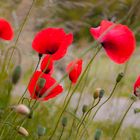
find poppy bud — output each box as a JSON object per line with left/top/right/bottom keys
{"left": 37, "top": 125, "right": 46, "bottom": 137}
{"left": 12, "top": 104, "right": 30, "bottom": 116}
{"left": 99, "top": 89, "right": 105, "bottom": 99}
{"left": 12, "top": 65, "right": 21, "bottom": 84}
{"left": 82, "top": 105, "right": 88, "bottom": 114}
{"left": 61, "top": 117, "right": 67, "bottom": 127}
{"left": 134, "top": 108, "right": 140, "bottom": 114}
{"left": 17, "top": 126, "right": 29, "bottom": 137}
{"left": 116, "top": 72, "right": 124, "bottom": 83}
{"left": 93, "top": 88, "right": 101, "bottom": 99}
{"left": 38, "top": 78, "right": 46, "bottom": 88}
{"left": 130, "top": 95, "right": 137, "bottom": 102}
{"left": 94, "top": 129, "right": 102, "bottom": 140}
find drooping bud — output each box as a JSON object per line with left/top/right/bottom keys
{"left": 12, "top": 104, "right": 30, "bottom": 116}
{"left": 61, "top": 117, "right": 67, "bottom": 127}
{"left": 94, "top": 129, "right": 102, "bottom": 140}
{"left": 134, "top": 108, "right": 140, "bottom": 114}
{"left": 82, "top": 105, "right": 88, "bottom": 114}
{"left": 17, "top": 126, "right": 29, "bottom": 137}
{"left": 99, "top": 89, "right": 105, "bottom": 99}
{"left": 38, "top": 78, "right": 46, "bottom": 88}
{"left": 12, "top": 65, "right": 22, "bottom": 84}
{"left": 37, "top": 125, "right": 46, "bottom": 137}
{"left": 116, "top": 72, "right": 124, "bottom": 83}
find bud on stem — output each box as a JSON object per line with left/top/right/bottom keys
{"left": 116, "top": 72, "right": 124, "bottom": 83}
{"left": 17, "top": 126, "right": 29, "bottom": 137}
{"left": 61, "top": 117, "right": 67, "bottom": 127}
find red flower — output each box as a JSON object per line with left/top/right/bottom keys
{"left": 0, "top": 18, "right": 13, "bottom": 40}
{"left": 66, "top": 59, "right": 83, "bottom": 84}
{"left": 32, "top": 28, "right": 73, "bottom": 60}
{"left": 90, "top": 20, "right": 136, "bottom": 64}
{"left": 28, "top": 71, "right": 63, "bottom": 101}
{"left": 40, "top": 55, "right": 54, "bottom": 74}
{"left": 134, "top": 76, "right": 140, "bottom": 97}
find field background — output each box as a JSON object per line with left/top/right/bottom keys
{"left": 0, "top": 0, "right": 140, "bottom": 140}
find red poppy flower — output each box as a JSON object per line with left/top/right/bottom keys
{"left": 134, "top": 76, "right": 140, "bottom": 97}
{"left": 0, "top": 18, "right": 13, "bottom": 40}
{"left": 32, "top": 28, "right": 73, "bottom": 60}
{"left": 40, "top": 55, "right": 54, "bottom": 74}
{"left": 90, "top": 20, "right": 136, "bottom": 64}
{"left": 28, "top": 71, "right": 63, "bottom": 101}
{"left": 66, "top": 59, "right": 83, "bottom": 84}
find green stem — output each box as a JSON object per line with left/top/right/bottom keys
{"left": 63, "top": 83, "right": 72, "bottom": 105}
{"left": 111, "top": 101, "right": 134, "bottom": 140}
{"left": 92, "top": 82, "right": 118, "bottom": 120}
{"left": 48, "top": 46, "right": 102, "bottom": 140}
{"left": 58, "top": 126, "right": 65, "bottom": 140}
{"left": 6, "top": 0, "right": 36, "bottom": 71}
{"left": 18, "top": 55, "right": 41, "bottom": 104}
{"left": 68, "top": 68, "right": 90, "bottom": 139}
{"left": 76, "top": 99, "right": 101, "bottom": 139}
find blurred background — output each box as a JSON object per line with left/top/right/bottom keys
{"left": 1, "top": 0, "right": 140, "bottom": 140}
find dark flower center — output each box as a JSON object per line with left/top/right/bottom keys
{"left": 46, "top": 45, "right": 59, "bottom": 54}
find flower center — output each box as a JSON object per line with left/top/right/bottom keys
{"left": 46, "top": 44, "right": 59, "bottom": 54}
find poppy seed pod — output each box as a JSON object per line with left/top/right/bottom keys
{"left": 12, "top": 104, "right": 30, "bottom": 116}
{"left": 12, "top": 65, "right": 22, "bottom": 84}
{"left": 94, "top": 129, "right": 102, "bottom": 140}
{"left": 37, "top": 125, "right": 46, "bottom": 136}
{"left": 116, "top": 72, "right": 124, "bottom": 83}
{"left": 82, "top": 105, "right": 88, "bottom": 114}
{"left": 17, "top": 126, "right": 29, "bottom": 137}
{"left": 61, "top": 117, "right": 67, "bottom": 127}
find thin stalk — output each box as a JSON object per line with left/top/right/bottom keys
{"left": 111, "top": 101, "right": 134, "bottom": 140}
{"left": 63, "top": 83, "right": 72, "bottom": 105}
{"left": 18, "top": 55, "right": 41, "bottom": 104}
{"left": 58, "top": 126, "right": 65, "bottom": 140}
{"left": 48, "top": 46, "right": 102, "bottom": 140}
{"left": 92, "top": 82, "right": 118, "bottom": 120}
{"left": 6, "top": 0, "right": 36, "bottom": 71}
{"left": 75, "top": 99, "right": 101, "bottom": 139}
{"left": 86, "top": 99, "right": 95, "bottom": 120}
{"left": 68, "top": 67, "right": 91, "bottom": 139}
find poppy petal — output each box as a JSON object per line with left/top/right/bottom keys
{"left": 0, "top": 18, "right": 13, "bottom": 40}
{"left": 66, "top": 59, "right": 83, "bottom": 84}
{"left": 28, "top": 71, "right": 63, "bottom": 101}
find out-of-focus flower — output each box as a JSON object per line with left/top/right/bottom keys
{"left": 90, "top": 20, "right": 136, "bottom": 64}
{"left": 0, "top": 18, "right": 13, "bottom": 40}
{"left": 66, "top": 59, "right": 83, "bottom": 84}
{"left": 32, "top": 28, "right": 73, "bottom": 60}
{"left": 40, "top": 55, "right": 54, "bottom": 74}
{"left": 28, "top": 71, "right": 63, "bottom": 101}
